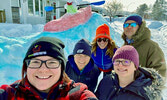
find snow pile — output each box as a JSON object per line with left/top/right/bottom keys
{"left": 0, "top": 12, "right": 117, "bottom": 85}
{"left": 0, "top": 14, "right": 166, "bottom": 98}
{"left": 0, "top": 23, "right": 44, "bottom": 37}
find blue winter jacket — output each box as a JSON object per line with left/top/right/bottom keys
{"left": 91, "top": 46, "right": 117, "bottom": 71}
{"left": 95, "top": 67, "right": 164, "bottom": 100}
{"left": 65, "top": 55, "right": 100, "bottom": 93}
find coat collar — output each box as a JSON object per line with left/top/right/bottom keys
{"left": 68, "top": 55, "right": 95, "bottom": 75}
{"left": 112, "top": 67, "right": 165, "bottom": 100}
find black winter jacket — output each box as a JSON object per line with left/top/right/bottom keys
{"left": 95, "top": 67, "right": 165, "bottom": 100}
{"left": 65, "top": 55, "right": 100, "bottom": 92}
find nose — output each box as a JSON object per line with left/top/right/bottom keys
{"left": 127, "top": 24, "right": 133, "bottom": 28}
{"left": 100, "top": 40, "right": 105, "bottom": 43}
{"left": 39, "top": 63, "right": 48, "bottom": 70}
{"left": 117, "top": 62, "right": 124, "bottom": 66}
{"left": 78, "top": 56, "right": 85, "bottom": 61}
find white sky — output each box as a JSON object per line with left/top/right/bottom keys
{"left": 116, "top": 0, "right": 156, "bottom": 12}
{"left": 85, "top": 0, "right": 167, "bottom": 12}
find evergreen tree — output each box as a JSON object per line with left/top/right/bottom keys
{"left": 152, "top": 0, "right": 167, "bottom": 20}
{"left": 136, "top": 4, "right": 149, "bottom": 17}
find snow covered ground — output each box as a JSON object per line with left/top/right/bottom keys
{"left": 0, "top": 13, "right": 167, "bottom": 98}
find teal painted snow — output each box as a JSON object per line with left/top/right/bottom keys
{"left": 0, "top": 12, "right": 122, "bottom": 85}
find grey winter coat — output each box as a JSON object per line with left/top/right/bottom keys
{"left": 95, "top": 67, "right": 165, "bottom": 100}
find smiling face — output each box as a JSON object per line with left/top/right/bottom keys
{"left": 96, "top": 38, "right": 109, "bottom": 49}
{"left": 27, "top": 56, "right": 61, "bottom": 93}
{"left": 114, "top": 58, "right": 136, "bottom": 79}
{"left": 74, "top": 54, "right": 90, "bottom": 70}
{"left": 123, "top": 20, "right": 139, "bottom": 39}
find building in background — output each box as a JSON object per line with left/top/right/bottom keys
{"left": 0, "top": 0, "right": 66, "bottom": 24}
{"left": 0, "top": 0, "right": 107, "bottom": 25}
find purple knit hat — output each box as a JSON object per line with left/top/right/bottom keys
{"left": 112, "top": 45, "right": 139, "bottom": 68}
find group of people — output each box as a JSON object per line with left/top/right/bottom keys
{"left": 0, "top": 14, "right": 166, "bottom": 100}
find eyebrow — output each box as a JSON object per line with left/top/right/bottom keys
{"left": 31, "top": 58, "right": 56, "bottom": 60}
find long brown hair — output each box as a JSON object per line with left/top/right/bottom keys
{"left": 134, "top": 68, "right": 140, "bottom": 80}
{"left": 91, "top": 38, "right": 117, "bottom": 57}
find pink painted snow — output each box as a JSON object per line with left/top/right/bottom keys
{"left": 44, "top": 6, "right": 92, "bottom": 32}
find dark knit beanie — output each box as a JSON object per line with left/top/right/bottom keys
{"left": 112, "top": 45, "right": 139, "bottom": 68}
{"left": 73, "top": 39, "right": 91, "bottom": 57}
{"left": 124, "top": 14, "right": 142, "bottom": 26}
{"left": 23, "top": 37, "right": 66, "bottom": 71}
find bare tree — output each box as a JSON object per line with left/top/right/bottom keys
{"left": 103, "top": 0, "right": 123, "bottom": 22}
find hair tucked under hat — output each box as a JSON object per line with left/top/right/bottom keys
{"left": 23, "top": 37, "right": 66, "bottom": 72}
{"left": 124, "top": 14, "right": 142, "bottom": 26}
{"left": 95, "top": 24, "right": 111, "bottom": 40}
{"left": 112, "top": 45, "right": 139, "bottom": 68}
{"left": 73, "top": 39, "right": 91, "bottom": 57}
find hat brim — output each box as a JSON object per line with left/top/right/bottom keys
{"left": 95, "top": 36, "right": 111, "bottom": 40}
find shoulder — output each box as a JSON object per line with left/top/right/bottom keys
{"left": 65, "top": 61, "right": 72, "bottom": 69}
{"left": 65, "top": 57, "right": 75, "bottom": 71}
{"left": 139, "top": 67, "right": 165, "bottom": 100}
{"left": 141, "top": 39, "right": 165, "bottom": 58}
{"left": 95, "top": 73, "right": 118, "bottom": 99}
{"left": 97, "top": 73, "right": 116, "bottom": 90}
{"left": 99, "top": 73, "right": 116, "bottom": 88}
{"left": 137, "top": 39, "right": 163, "bottom": 54}
{"left": 69, "top": 81, "right": 98, "bottom": 100}
{"left": 0, "top": 80, "right": 20, "bottom": 91}
{"left": 0, "top": 84, "right": 10, "bottom": 99}
{"left": 139, "top": 67, "right": 165, "bottom": 85}
{"left": 145, "top": 39, "right": 159, "bottom": 47}
{"left": 0, "top": 80, "right": 20, "bottom": 99}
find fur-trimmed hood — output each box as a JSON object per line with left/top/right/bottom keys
{"left": 95, "top": 67, "right": 165, "bottom": 100}
{"left": 116, "top": 67, "right": 165, "bottom": 100}
{"left": 139, "top": 67, "right": 165, "bottom": 100}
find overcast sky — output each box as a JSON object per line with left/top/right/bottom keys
{"left": 116, "top": 0, "right": 156, "bottom": 12}
{"left": 85, "top": 0, "right": 166, "bottom": 12}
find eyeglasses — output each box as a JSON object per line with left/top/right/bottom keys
{"left": 123, "top": 23, "right": 137, "bottom": 28}
{"left": 97, "top": 38, "right": 109, "bottom": 42}
{"left": 113, "top": 60, "right": 131, "bottom": 66}
{"left": 25, "top": 59, "right": 61, "bottom": 69}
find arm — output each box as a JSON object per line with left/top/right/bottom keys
{"left": 147, "top": 43, "right": 166, "bottom": 78}
{"left": 69, "top": 82, "right": 98, "bottom": 100}
{"left": 95, "top": 75, "right": 116, "bottom": 100}
{"left": 0, "top": 85, "right": 14, "bottom": 100}
{"left": 80, "top": 89, "right": 98, "bottom": 100}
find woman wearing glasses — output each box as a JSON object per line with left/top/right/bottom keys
{"left": 122, "top": 14, "right": 166, "bottom": 78}
{"left": 0, "top": 37, "right": 98, "bottom": 100}
{"left": 95, "top": 45, "right": 165, "bottom": 100}
{"left": 91, "top": 24, "right": 117, "bottom": 76}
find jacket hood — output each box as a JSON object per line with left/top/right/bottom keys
{"left": 67, "top": 55, "right": 95, "bottom": 74}
{"left": 139, "top": 67, "right": 165, "bottom": 100}
{"left": 122, "top": 21, "right": 151, "bottom": 47}
{"left": 124, "top": 67, "right": 165, "bottom": 100}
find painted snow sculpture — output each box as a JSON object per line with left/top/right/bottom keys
{"left": 64, "top": 0, "right": 78, "bottom": 14}
{"left": 44, "top": 6, "right": 92, "bottom": 32}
